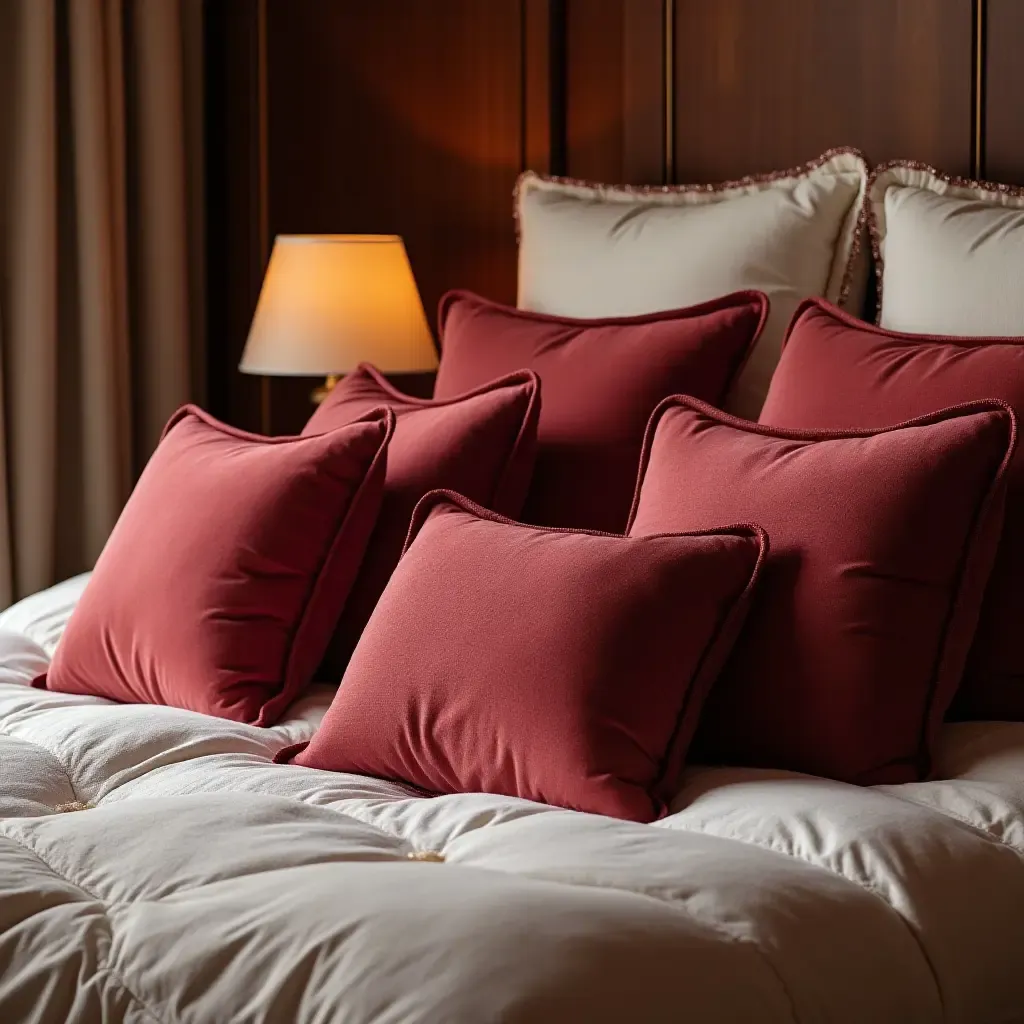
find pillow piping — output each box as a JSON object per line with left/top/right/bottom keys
{"left": 440, "top": 287, "right": 769, "bottom": 337}
{"left": 402, "top": 489, "right": 771, "bottom": 803}
{"left": 628, "top": 395, "right": 1018, "bottom": 781}
{"left": 279, "top": 488, "right": 769, "bottom": 807}
{"left": 773, "top": 297, "right": 1024, "bottom": 721}
{"left": 437, "top": 287, "right": 770, "bottom": 411}
{"left": 781, "top": 295, "right": 1024, "bottom": 357}
{"left": 303, "top": 363, "right": 542, "bottom": 675}
{"left": 161, "top": 402, "right": 396, "bottom": 727}
{"left": 332, "top": 362, "right": 542, "bottom": 514}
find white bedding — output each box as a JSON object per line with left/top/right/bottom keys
{"left": 2, "top": 578, "right": 1024, "bottom": 1023}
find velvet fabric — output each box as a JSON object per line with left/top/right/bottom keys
{"left": 761, "top": 299, "right": 1024, "bottom": 721}
{"left": 628, "top": 396, "right": 1016, "bottom": 784}
{"left": 303, "top": 364, "right": 539, "bottom": 674}
{"left": 514, "top": 150, "right": 869, "bottom": 420}
{"left": 279, "top": 491, "right": 767, "bottom": 822}
{"left": 37, "top": 405, "right": 394, "bottom": 724}
{"left": 434, "top": 289, "right": 767, "bottom": 532}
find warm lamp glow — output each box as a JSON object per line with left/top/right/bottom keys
{"left": 239, "top": 235, "right": 438, "bottom": 377}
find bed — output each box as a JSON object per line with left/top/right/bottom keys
{"left": 9, "top": 0, "right": 1024, "bottom": 1016}
{"left": 2, "top": 574, "right": 1023, "bottom": 1023}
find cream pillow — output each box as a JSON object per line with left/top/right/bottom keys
{"left": 515, "top": 149, "right": 869, "bottom": 418}
{"left": 870, "top": 162, "right": 1024, "bottom": 336}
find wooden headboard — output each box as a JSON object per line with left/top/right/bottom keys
{"left": 205, "top": 0, "right": 1021, "bottom": 433}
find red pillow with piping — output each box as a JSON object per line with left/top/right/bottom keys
{"left": 761, "top": 298, "right": 1024, "bottom": 721}
{"left": 303, "top": 363, "right": 539, "bottom": 674}
{"left": 36, "top": 404, "right": 394, "bottom": 724}
{"left": 434, "top": 289, "right": 767, "bottom": 532}
{"left": 628, "top": 396, "right": 1015, "bottom": 784}
{"left": 277, "top": 491, "right": 767, "bottom": 822}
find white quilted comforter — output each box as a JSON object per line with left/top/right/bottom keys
{"left": 2, "top": 577, "right": 1024, "bottom": 1024}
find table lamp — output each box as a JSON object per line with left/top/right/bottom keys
{"left": 239, "top": 234, "right": 438, "bottom": 404}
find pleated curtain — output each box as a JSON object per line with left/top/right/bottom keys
{"left": 0, "top": 0, "right": 205, "bottom": 604}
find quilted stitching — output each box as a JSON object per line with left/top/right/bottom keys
{"left": 2, "top": 600, "right": 1024, "bottom": 1022}
{"left": 0, "top": 833, "right": 167, "bottom": 1023}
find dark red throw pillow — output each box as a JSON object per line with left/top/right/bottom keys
{"left": 303, "top": 363, "right": 539, "bottom": 674}
{"left": 434, "top": 289, "right": 767, "bottom": 532}
{"left": 761, "top": 298, "right": 1024, "bottom": 721}
{"left": 277, "top": 491, "right": 767, "bottom": 822}
{"left": 628, "top": 396, "right": 1015, "bottom": 784}
{"left": 37, "top": 405, "right": 394, "bottom": 724}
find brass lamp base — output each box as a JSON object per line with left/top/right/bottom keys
{"left": 311, "top": 374, "right": 340, "bottom": 405}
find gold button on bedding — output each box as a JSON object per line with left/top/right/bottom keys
{"left": 406, "top": 850, "right": 445, "bottom": 863}
{"left": 53, "top": 800, "right": 93, "bottom": 813}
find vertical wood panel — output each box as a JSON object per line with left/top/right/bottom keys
{"left": 984, "top": 0, "right": 1024, "bottom": 184}
{"left": 673, "top": 0, "right": 974, "bottom": 181}
{"left": 524, "top": 0, "right": 554, "bottom": 175}
{"left": 624, "top": 0, "right": 668, "bottom": 183}
{"left": 203, "top": 0, "right": 265, "bottom": 430}
{"left": 564, "top": 0, "right": 664, "bottom": 183}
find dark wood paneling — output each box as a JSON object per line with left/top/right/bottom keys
{"left": 564, "top": 0, "right": 665, "bottom": 183}
{"left": 262, "top": 0, "right": 528, "bottom": 433}
{"left": 673, "top": 0, "right": 974, "bottom": 181}
{"left": 206, "top": 0, "right": 989, "bottom": 432}
{"left": 203, "top": 0, "right": 266, "bottom": 431}
{"left": 524, "top": 0, "right": 555, "bottom": 175}
{"left": 984, "top": 0, "right": 1024, "bottom": 184}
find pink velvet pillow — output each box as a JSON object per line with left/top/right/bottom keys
{"left": 628, "top": 396, "right": 1015, "bottom": 784}
{"left": 37, "top": 405, "right": 394, "bottom": 724}
{"left": 434, "top": 289, "right": 767, "bottom": 532}
{"left": 303, "top": 363, "right": 539, "bottom": 674}
{"left": 277, "top": 491, "right": 767, "bottom": 822}
{"left": 761, "top": 298, "right": 1024, "bottom": 721}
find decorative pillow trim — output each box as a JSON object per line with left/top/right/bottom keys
{"left": 771, "top": 298, "right": 1024, "bottom": 722}
{"left": 404, "top": 491, "right": 771, "bottom": 806}
{"left": 303, "top": 365, "right": 540, "bottom": 676}
{"left": 341, "top": 362, "right": 541, "bottom": 513}
{"left": 867, "top": 160, "right": 1024, "bottom": 321}
{"left": 435, "top": 287, "right": 767, "bottom": 531}
{"left": 437, "top": 288, "right": 770, "bottom": 400}
{"left": 41, "top": 403, "right": 395, "bottom": 726}
{"left": 781, "top": 295, "right": 1024, "bottom": 356}
{"left": 628, "top": 394, "right": 1017, "bottom": 782}
{"left": 157, "top": 404, "right": 396, "bottom": 727}
{"left": 515, "top": 147, "right": 870, "bottom": 310}
{"left": 440, "top": 287, "right": 768, "bottom": 329}
{"left": 279, "top": 488, "right": 768, "bottom": 821}
{"left": 631, "top": 394, "right": 1014, "bottom": 505}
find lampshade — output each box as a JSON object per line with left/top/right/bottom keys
{"left": 239, "top": 235, "right": 438, "bottom": 376}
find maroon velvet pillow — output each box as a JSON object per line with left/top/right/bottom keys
{"left": 37, "top": 405, "right": 394, "bottom": 724}
{"left": 303, "top": 363, "right": 539, "bottom": 674}
{"left": 434, "top": 289, "right": 767, "bottom": 532}
{"left": 628, "top": 396, "right": 1016, "bottom": 784}
{"left": 277, "top": 491, "right": 767, "bottom": 822}
{"left": 761, "top": 298, "right": 1024, "bottom": 722}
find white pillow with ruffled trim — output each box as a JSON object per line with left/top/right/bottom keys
{"left": 515, "top": 148, "right": 869, "bottom": 419}
{"left": 870, "top": 161, "right": 1024, "bottom": 337}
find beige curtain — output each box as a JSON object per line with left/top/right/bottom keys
{"left": 0, "top": 0, "right": 204, "bottom": 605}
